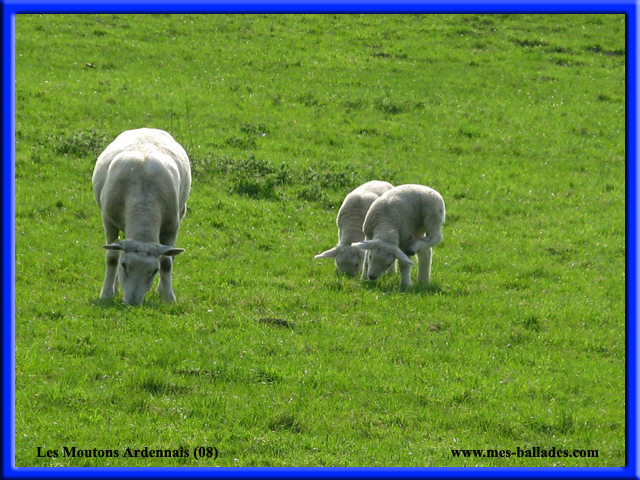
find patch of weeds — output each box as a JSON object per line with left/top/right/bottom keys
{"left": 527, "top": 412, "right": 575, "bottom": 436}
{"left": 522, "top": 315, "right": 542, "bottom": 332}
{"left": 27, "top": 145, "right": 51, "bottom": 165}
{"left": 585, "top": 343, "right": 617, "bottom": 358}
{"left": 225, "top": 135, "right": 257, "bottom": 150}
{"left": 74, "top": 335, "right": 97, "bottom": 356}
{"left": 545, "top": 45, "right": 573, "bottom": 55}
{"left": 451, "top": 388, "right": 478, "bottom": 406}
{"left": 355, "top": 127, "right": 380, "bottom": 136}
{"left": 427, "top": 321, "right": 447, "bottom": 332}
{"left": 374, "top": 97, "right": 404, "bottom": 115}
{"left": 233, "top": 175, "right": 279, "bottom": 200}
{"left": 297, "top": 184, "right": 327, "bottom": 203}
{"left": 461, "top": 263, "right": 484, "bottom": 274}
{"left": 586, "top": 44, "right": 625, "bottom": 57}
{"left": 258, "top": 317, "right": 295, "bottom": 329}
{"left": 217, "top": 155, "right": 290, "bottom": 181}
{"left": 48, "top": 129, "right": 107, "bottom": 158}
{"left": 343, "top": 98, "right": 364, "bottom": 112}
{"left": 240, "top": 123, "right": 270, "bottom": 136}
{"left": 43, "top": 310, "right": 65, "bottom": 320}
{"left": 195, "top": 154, "right": 291, "bottom": 200}
{"left": 138, "top": 375, "right": 189, "bottom": 395}
{"left": 546, "top": 246, "right": 573, "bottom": 262}
{"left": 268, "top": 412, "right": 303, "bottom": 433}
{"left": 512, "top": 38, "right": 548, "bottom": 48}
{"left": 253, "top": 367, "right": 282, "bottom": 385}
{"left": 458, "top": 127, "right": 482, "bottom": 139}
{"left": 452, "top": 191, "right": 468, "bottom": 200}
{"left": 52, "top": 335, "right": 98, "bottom": 357}
{"left": 188, "top": 153, "right": 219, "bottom": 179}
{"left": 300, "top": 164, "right": 360, "bottom": 191}
{"left": 549, "top": 56, "right": 583, "bottom": 67}
{"left": 191, "top": 152, "right": 395, "bottom": 204}
{"left": 297, "top": 92, "right": 321, "bottom": 108}
{"left": 370, "top": 51, "right": 408, "bottom": 60}
{"left": 271, "top": 93, "right": 283, "bottom": 106}
{"left": 175, "top": 369, "right": 218, "bottom": 380}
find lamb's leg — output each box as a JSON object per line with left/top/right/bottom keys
{"left": 406, "top": 237, "right": 426, "bottom": 256}
{"left": 100, "top": 222, "right": 120, "bottom": 300}
{"left": 416, "top": 247, "right": 433, "bottom": 284}
{"left": 361, "top": 252, "right": 369, "bottom": 280}
{"left": 158, "top": 232, "right": 178, "bottom": 302}
{"left": 407, "top": 229, "right": 443, "bottom": 254}
{"left": 399, "top": 261, "right": 413, "bottom": 287}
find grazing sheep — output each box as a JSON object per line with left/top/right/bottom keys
{"left": 315, "top": 180, "right": 394, "bottom": 277}
{"left": 92, "top": 128, "right": 191, "bottom": 305}
{"left": 353, "top": 184, "right": 445, "bottom": 286}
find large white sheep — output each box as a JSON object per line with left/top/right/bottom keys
{"left": 315, "top": 180, "right": 394, "bottom": 277}
{"left": 92, "top": 128, "right": 191, "bottom": 305}
{"left": 352, "top": 184, "right": 445, "bottom": 286}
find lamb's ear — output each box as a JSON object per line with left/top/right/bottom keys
{"left": 352, "top": 241, "right": 376, "bottom": 251}
{"left": 393, "top": 247, "right": 414, "bottom": 266}
{"left": 315, "top": 246, "right": 341, "bottom": 259}
{"left": 155, "top": 245, "right": 185, "bottom": 257}
{"left": 103, "top": 243, "right": 124, "bottom": 251}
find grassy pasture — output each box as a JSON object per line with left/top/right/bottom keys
{"left": 14, "top": 14, "right": 625, "bottom": 467}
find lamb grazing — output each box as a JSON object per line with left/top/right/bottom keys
{"left": 315, "top": 180, "right": 394, "bottom": 277}
{"left": 92, "top": 128, "right": 191, "bottom": 305}
{"left": 352, "top": 184, "right": 445, "bottom": 286}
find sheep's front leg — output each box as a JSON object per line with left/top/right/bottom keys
{"left": 361, "top": 252, "right": 369, "bottom": 280}
{"left": 416, "top": 247, "right": 433, "bottom": 284}
{"left": 158, "top": 232, "right": 178, "bottom": 302}
{"left": 100, "top": 223, "right": 120, "bottom": 300}
{"left": 399, "top": 261, "right": 413, "bottom": 286}
{"left": 158, "top": 256, "right": 177, "bottom": 302}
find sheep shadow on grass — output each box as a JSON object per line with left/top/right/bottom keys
{"left": 90, "top": 297, "right": 191, "bottom": 313}
{"left": 361, "top": 279, "right": 445, "bottom": 296}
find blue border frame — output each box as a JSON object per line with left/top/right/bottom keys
{"left": 3, "top": 2, "right": 636, "bottom": 479}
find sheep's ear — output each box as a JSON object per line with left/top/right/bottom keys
{"left": 352, "top": 241, "right": 376, "bottom": 251}
{"left": 103, "top": 243, "right": 124, "bottom": 251}
{"left": 393, "top": 247, "right": 414, "bottom": 266}
{"left": 155, "top": 245, "right": 185, "bottom": 257}
{"left": 315, "top": 246, "right": 341, "bottom": 259}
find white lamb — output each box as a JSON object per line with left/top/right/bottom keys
{"left": 92, "top": 128, "right": 191, "bottom": 305}
{"left": 315, "top": 180, "right": 394, "bottom": 277}
{"left": 352, "top": 184, "right": 445, "bottom": 286}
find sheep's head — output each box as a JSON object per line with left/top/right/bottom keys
{"left": 314, "top": 245, "right": 365, "bottom": 277}
{"left": 103, "top": 240, "right": 184, "bottom": 305}
{"left": 352, "top": 240, "right": 413, "bottom": 281}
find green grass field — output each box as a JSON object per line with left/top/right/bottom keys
{"left": 14, "top": 14, "right": 625, "bottom": 467}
